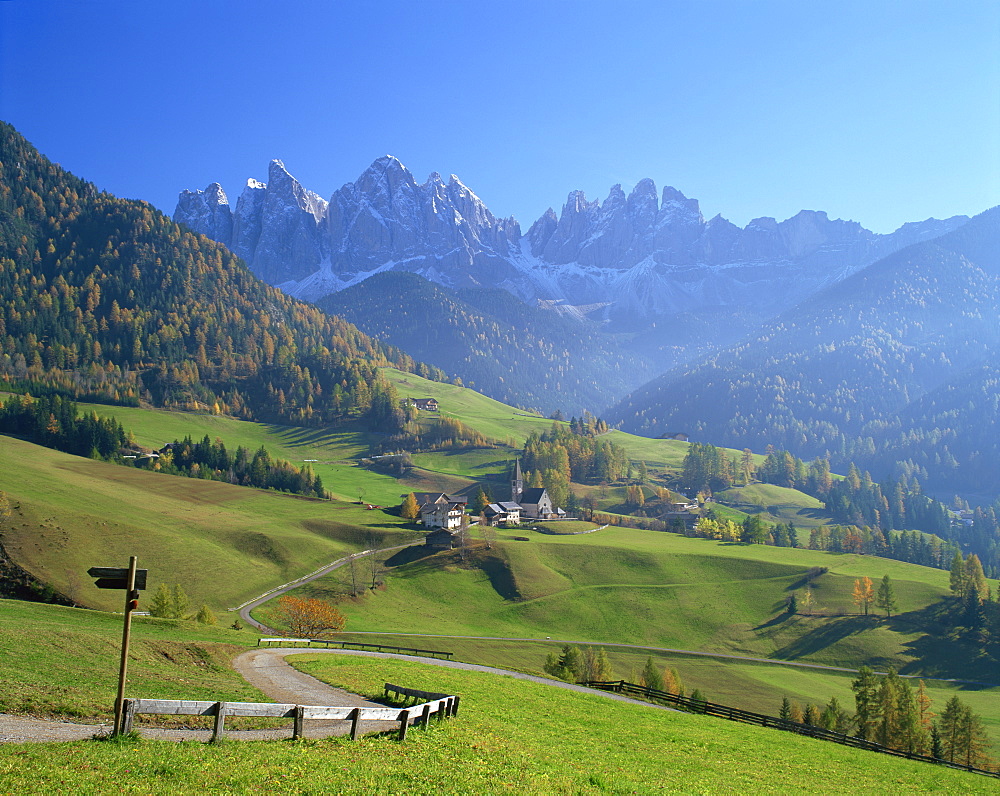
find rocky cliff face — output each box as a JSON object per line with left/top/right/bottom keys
{"left": 175, "top": 158, "right": 968, "bottom": 325}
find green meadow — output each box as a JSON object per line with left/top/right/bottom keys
{"left": 1, "top": 653, "right": 992, "bottom": 794}
{"left": 0, "top": 435, "right": 420, "bottom": 612}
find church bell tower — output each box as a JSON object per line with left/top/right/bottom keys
{"left": 511, "top": 459, "right": 523, "bottom": 503}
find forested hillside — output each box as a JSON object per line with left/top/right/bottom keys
{"left": 0, "top": 122, "right": 436, "bottom": 428}
{"left": 318, "top": 271, "right": 651, "bottom": 415}
{"left": 608, "top": 208, "right": 1000, "bottom": 500}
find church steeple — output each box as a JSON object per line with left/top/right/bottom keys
{"left": 512, "top": 458, "right": 523, "bottom": 503}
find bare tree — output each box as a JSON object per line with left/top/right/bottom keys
{"left": 365, "top": 532, "right": 385, "bottom": 590}
{"left": 348, "top": 556, "right": 359, "bottom": 597}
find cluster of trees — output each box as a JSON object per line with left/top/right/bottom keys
{"left": 520, "top": 424, "right": 632, "bottom": 508}
{"left": 0, "top": 393, "right": 128, "bottom": 459}
{"left": 147, "top": 583, "right": 215, "bottom": 625}
{"left": 277, "top": 595, "right": 347, "bottom": 638}
{"left": 376, "top": 414, "right": 502, "bottom": 455}
{"left": 681, "top": 439, "right": 999, "bottom": 577}
{"left": 542, "top": 644, "right": 613, "bottom": 683}
{"left": 567, "top": 411, "right": 611, "bottom": 437}
{"left": 781, "top": 668, "right": 993, "bottom": 767}
{"left": 0, "top": 122, "right": 430, "bottom": 432}
{"left": 146, "top": 435, "right": 327, "bottom": 498}
{"left": 693, "top": 515, "right": 800, "bottom": 547}
{"left": 849, "top": 575, "right": 897, "bottom": 617}
{"left": 947, "top": 552, "right": 1000, "bottom": 658}
{"left": 807, "top": 525, "right": 960, "bottom": 570}
{"left": 853, "top": 667, "right": 991, "bottom": 766}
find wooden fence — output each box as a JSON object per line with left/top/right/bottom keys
{"left": 256, "top": 638, "right": 454, "bottom": 659}
{"left": 585, "top": 680, "right": 999, "bottom": 779}
{"left": 120, "top": 682, "right": 459, "bottom": 742}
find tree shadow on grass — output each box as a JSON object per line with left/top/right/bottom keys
{"left": 770, "top": 616, "right": 878, "bottom": 661}
{"left": 475, "top": 551, "right": 521, "bottom": 602}
{"left": 384, "top": 545, "right": 435, "bottom": 568}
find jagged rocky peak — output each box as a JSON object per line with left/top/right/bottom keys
{"left": 176, "top": 157, "right": 971, "bottom": 321}
{"left": 266, "top": 159, "right": 328, "bottom": 222}
{"left": 174, "top": 182, "right": 233, "bottom": 247}
{"left": 526, "top": 208, "right": 558, "bottom": 256}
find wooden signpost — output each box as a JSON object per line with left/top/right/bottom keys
{"left": 88, "top": 557, "right": 147, "bottom": 736}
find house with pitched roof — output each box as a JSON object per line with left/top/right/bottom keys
{"left": 483, "top": 501, "right": 522, "bottom": 526}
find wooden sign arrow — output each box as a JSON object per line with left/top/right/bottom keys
{"left": 88, "top": 567, "right": 147, "bottom": 590}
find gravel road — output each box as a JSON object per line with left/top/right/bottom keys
{"left": 1, "top": 646, "right": 673, "bottom": 743}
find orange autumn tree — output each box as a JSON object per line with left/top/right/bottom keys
{"left": 852, "top": 576, "right": 875, "bottom": 615}
{"left": 278, "top": 596, "right": 347, "bottom": 638}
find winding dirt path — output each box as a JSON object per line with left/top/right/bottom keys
{"left": 1, "top": 647, "right": 673, "bottom": 743}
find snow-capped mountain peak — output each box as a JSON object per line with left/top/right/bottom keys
{"left": 175, "top": 158, "right": 970, "bottom": 324}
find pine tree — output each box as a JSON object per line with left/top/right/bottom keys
{"left": 875, "top": 574, "right": 897, "bottom": 618}
{"left": 595, "top": 647, "right": 612, "bottom": 681}
{"left": 640, "top": 657, "right": 663, "bottom": 691}
{"left": 195, "top": 604, "right": 216, "bottom": 625}
{"left": 852, "top": 666, "right": 880, "bottom": 740}
{"left": 171, "top": 584, "right": 190, "bottom": 619}
{"left": 779, "top": 696, "right": 792, "bottom": 721}
{"left": 950, "top": 551, "right": 968, "bottom": 598}
{"left": 148, "top": 583, "right": 173, "bottom": 618}
{"left": 916, "top": 680, "right": 934, "bottom": 754}
{"left": 965, "top": 554, "right": 989, "bottom": 602}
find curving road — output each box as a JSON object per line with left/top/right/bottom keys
{"left": 237, "top": 540, "right": 424, "bottom": 631}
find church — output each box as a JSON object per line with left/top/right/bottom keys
{"left": 510, "top": 459, "right": 563, "bottom": 521}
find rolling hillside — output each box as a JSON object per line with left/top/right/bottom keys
{"left": 608, "top": 207, "right": 1000, "bottom": 502}
{"left": 319, "top": 271, "right": 653, "bottom": 416}
{"left": 0, "top": 435, "right": 420, "bottom": 610}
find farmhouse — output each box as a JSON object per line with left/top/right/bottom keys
{"left": 425, "top": 527, "right": 460, "bottom": 550}
{"left": 410, "top": 397, "right": 439, "bottom": 412}
{"left": 411, "top": 492, "right": 467, "bottom": 530}
{"left": 483, "top": 501, "right": 522, "bottom": 526}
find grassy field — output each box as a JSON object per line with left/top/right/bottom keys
{"left": 266, "top": 525, "right": 995, "bottom": 685}
{"left": 0, "top": 436, "right": 421, "bottom": 611}
{"left": 0, "top": 598, "right": 262, "bottom": 720}
{"left": 328, "top": 632, "right": 1000, "bottom": 747}
{"left": 0, "top": 652, "right": 993, "bottom": 793}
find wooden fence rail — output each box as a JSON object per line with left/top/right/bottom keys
{"left": 584, "top": 680, "right": 999, "bottom": 779}
{"left": 120, "top": 686, "right": 459, "bottom": 742}
{"left": 256, "top": 638, "right": 454, "bottom": 659}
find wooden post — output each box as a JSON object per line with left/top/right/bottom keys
{"left": 120, "top": 698, "right": 137, "bottom": 734}
{"left": 451, "top": 695, "right": 460, "bottom": 717}
{"left": 437, "top": 700, "right": 446, "bottom": 723}
{"left": 397, "top": 710, "right": 409, "bottom": 741}
{"left": 420, "top": 703, "right": 431, "bottom": 729}
{"left": 112, "top": 556, "right": 138, "bottom": 736}
{"left": 350, "top": 707, "right": 362, "bottom": 740}
{"left": 212, "top": 702, "right": 227, "bottom": 743}
{"left": 293, "top": 705, "right": 305, "bottom": 739}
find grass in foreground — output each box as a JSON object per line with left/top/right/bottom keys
{"left": 0, "top": 655, "right": 993, "bottom": 794}
{"left": 0, "top": 599, "right": 262, "bottom": 721}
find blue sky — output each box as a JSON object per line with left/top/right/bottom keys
{"left": 1, "top": 0, "right": 997, "bottom": 232}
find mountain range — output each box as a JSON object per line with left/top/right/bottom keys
{"left": 174, "top": 157, "right": 967, "bottom": 330}
{"left": 607, "top": 207, "right": 1000, "bottom": 499}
